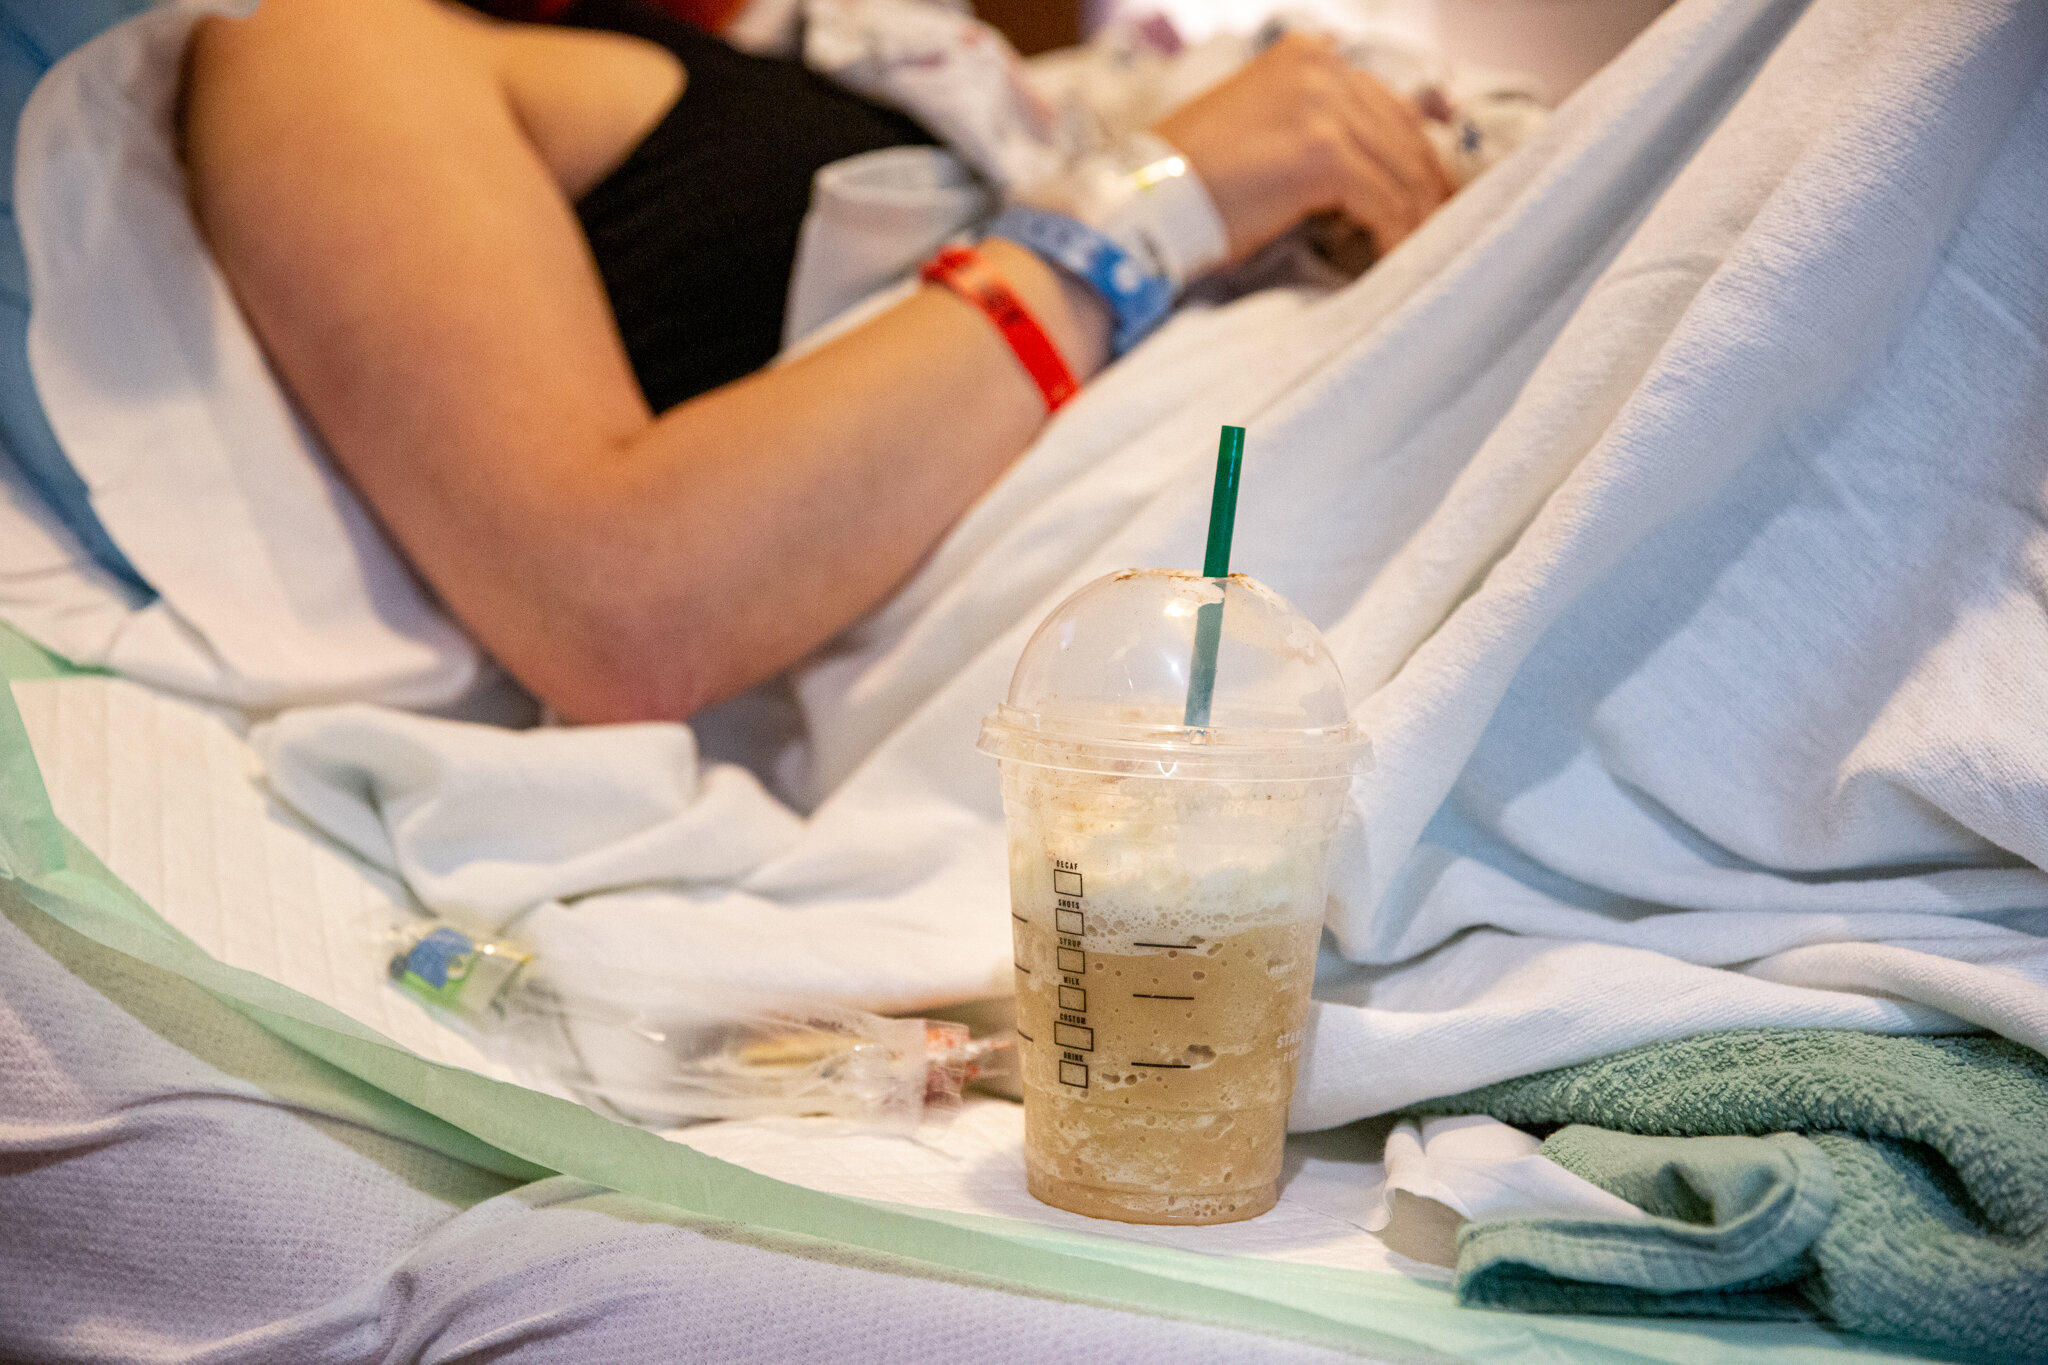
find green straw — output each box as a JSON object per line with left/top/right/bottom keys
{"left": 1183, "top": 425, "right": 1245, "bottom": 728}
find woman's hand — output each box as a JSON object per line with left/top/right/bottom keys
{"left": 1152, "top": 33, "right": 1454, "bottom": 264}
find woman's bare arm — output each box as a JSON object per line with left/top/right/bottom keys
{"left": 183, "top": 0, "right": 1444, "bottom": 723}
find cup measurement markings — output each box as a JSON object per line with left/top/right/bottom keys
{"left": 1052, "top": 860, "right": 1093, "bottom": 1087}
{"left": 1027, "top": 858, "right": 1224, "bottom": 1083}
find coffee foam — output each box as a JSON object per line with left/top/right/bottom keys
{"left": 1011, "top": 837, "right": 1325, "bottom": 944}
{"left": 1002, "top": 765, "right": 1340, "bottom": 942}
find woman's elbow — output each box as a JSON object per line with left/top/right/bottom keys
{"left": 523, "top": 617, "right": 730, "bottom": 726}
{"left": 468, "top": 573, "right": 726, "bottom": 725}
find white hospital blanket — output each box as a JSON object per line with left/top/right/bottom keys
{"left": 9, "top": 0, "right": 2048, "bottom": 1138}
{"left": 803, "top": 0, "right": 2048, "bottom": 1123}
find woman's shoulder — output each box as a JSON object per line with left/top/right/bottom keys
{"left": 183, "top": 0, "right": 681, "bottom": 200}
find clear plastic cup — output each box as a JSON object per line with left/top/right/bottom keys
{"left": 978, "top": 569, "right": 1367, "bottom": 1225}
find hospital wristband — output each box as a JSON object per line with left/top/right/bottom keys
{"left": 986, "top": 205, "right": 1173, "bottom": 358}
{"left": 1042, "top": 132, "right": 1230, "bottom": 291}
{"left": 920, "top": 244, "right": 1079, "bottom": 413}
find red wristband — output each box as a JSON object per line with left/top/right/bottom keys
{"left": 919, "top": 245, "right": 1079, "bottom": 413}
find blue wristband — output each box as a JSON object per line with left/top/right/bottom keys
{"left": 986, "top": 205, "right": 1174, "bottom": 357}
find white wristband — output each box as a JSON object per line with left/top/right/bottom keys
{"left": 1014, "top": 132, "right": 1230, "bottom": 292}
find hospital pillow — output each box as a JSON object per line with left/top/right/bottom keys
{"left": 10, "top": 0, "right": 492, "bottom": 713}
{"left": 0, "top": 0, "right": 154, "bottom": 595}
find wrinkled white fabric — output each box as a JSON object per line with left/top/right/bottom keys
{"left": 782, "top": 145, "right": 990, "bottom": 347}
{"left": 255, "top": 706, "right": 805, "bottom": 930}
{"left": 253, "top": 701, "right": 1017, "bottom": 1014}
{"left": 1362, "top": 1116, "right": 1649, "bottom": 1231}
{"left": 257, "top": 697, "right": 1021, "bottom": 1012}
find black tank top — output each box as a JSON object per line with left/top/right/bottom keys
{"left": 560, "top": 0, "right": 935, "bottom": 412}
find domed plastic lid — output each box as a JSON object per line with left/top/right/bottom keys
{"left": 977, "top": 569, "right": 1367, "bottom": 779}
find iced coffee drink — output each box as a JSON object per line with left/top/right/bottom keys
{"left": 980, "top": 570, "right": 1363, "bottom": 1225}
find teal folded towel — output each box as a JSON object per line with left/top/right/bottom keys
{"left": 1409, "top": 1030, "right": 2048, "bottom": 1358}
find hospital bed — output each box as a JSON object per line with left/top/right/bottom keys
{"left": 4, "top": 0, "right": 2044, "bottom": 1358}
